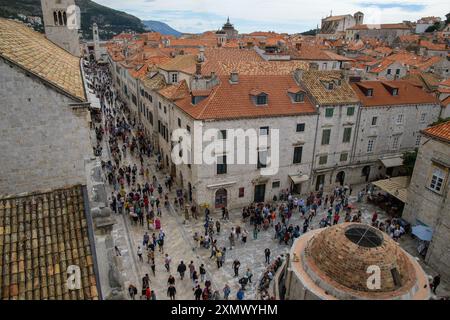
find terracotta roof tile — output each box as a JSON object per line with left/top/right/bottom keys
{"left": 159, "top": 54, "right": 197, "bottom": 74}
{"left": 172, "top": 75, "right": 316, "bottom": 120}
{"left": 0, "top": 185, "right": 99, "bottom": 300}
{"left": 0, "top": 18, "right": 85, "bottom": 102}
{"left": 351, "top": 80, "right": 438, "bottom": 107}
{"left": 301, "top": 70, "right": 359, "bottom": 105}
{"left": 421, "top": 120, "right": 450, "bottom": 143}
{"left": 201, "top": 48, "right": 308, "bottom": 76}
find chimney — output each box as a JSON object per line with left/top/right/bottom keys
{"left": 196, "top": 62, "right": 202, "bottom": 75}
{"left": 198, "top": 46, "right": 205, "bottom": 62}
{"left": 230, "top": 71, "right": 239, "bottom": 83}
{"left": 294, "top": 68, "right": 304, "bottom": 82}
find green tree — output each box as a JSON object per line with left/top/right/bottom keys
{"left": 403, "top": 150, "right": 418, "bottom": 176}
{"left": 430, "top": 117, "right": 450, "bottom": 126}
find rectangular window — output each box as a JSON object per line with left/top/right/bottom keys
{"left": 340, "top": 152, "right": 348, "bottom": 162}
{"left": 217, "top": 156, "right": 227, "bottom": 174}
{"left": 159, "top": 102, "right": 161, "bottom": 109}
{"left": 396, "top": 114, "right": 403, "bottom": 124}
{"left": 293, "top": 146, "right": 303, "bottom": 164}
{"left": 164, "top": 106, "right": 167, "bottom": 114}
{"left": 186, "top": 125, "right": 191, "bottom": 133}
{"left": 420, "top": 113, "right": 426, "bottom": 123}
{"left": 132, "top": 94, "right": 137, "bottom": 105}
{"left": 325, "top": 108, "right": 334, "bottom": 117}
{"left": 178, "top": 118, "right": 181, "bottom": 127}
{"left": 257, "top": 150, "right": 268, "bottom": 169}
{"left": 294, "top": 93, "right": 304, "bottom": 102}
{"left": 171, "top": 73, "right": 178, "bottom": 83}
{"left": 260, "top": 126, "right": 269, "bottom": 135}
{"left": 429, "top": 166, "right": 445, "bottom": 193}
{"left": 347, "top": 106, "right": 355, "bottom": 116}
{"left": 257, "top": 95, "right": 267, "bottom": 105}
{"left": 387, "top": 69, "right": 391, "bottom": 75}
{"left": 149, "top": 95, "right": 153, "bottom": 103}
{"left": 141, "top": 89, "right": 144, "bottom": 97}
{"left": 272, "top": 181, "right": 280, "bottom": 188}
{"left": 219, "top": 130, "right": 227, "bottom": 139}
{"left": 321, "top": 129, "right": 331, "bottom": 145}
{"left": 296, "top": 123, "right": 305, "bottom": 132}
{"left": 238, "top": 187, "right": 245, "bottom": 197}
{"left": 319, "top": 155, "right": 328, "bottom": 165}
{"left": 415, "top": 134, "right": 421, "bottom": 146}
{"left": 367, "top": 139, "right": 375, "bottom": 153}
{"left": 343, "top": 127, "right": 352, "bottom": 143}
{"left": 366, "top": 88, "right": 373, "bottom": 96}
{"left": 396, "top": 69, "right": 400, "bottom": 75}
{"left": 392, "top": 136, "right": 400, "bottom": 150}
{"left": 372, "top": 116, "right": 378, "bottom": 126}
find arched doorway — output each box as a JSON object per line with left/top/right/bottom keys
{"left": 215, "top": 188, "right": 227, "bottom": 209}
{"left": 336, "top": 171, "right": 345, "bottom": 186}
{"left": 362, "top": 166, "right": 371, "bottom": 182}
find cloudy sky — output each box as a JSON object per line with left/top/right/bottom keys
{"left": 95, "top": 0, "right": 449, "bottom": 33}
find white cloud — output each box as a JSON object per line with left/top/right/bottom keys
{"left": 94, "top": 0, "right": 450, "bottom": 33}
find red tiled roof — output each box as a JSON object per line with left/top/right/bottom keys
{"left": 172, "top": 75, "right": 317, "bottom": 120}
{"left": 351, "top": 80, "right": 439, "bottom": 107}
{"left": 440, "top": 78, "right": 450, "bottom": 87}
{"left": 420, "top": 40, "right": 447, "bottom": 51}
{"left": 421, "top": 121, "right": 450, "bottom": 143}
{"left": 201, "top": 48, "right": 308, "bottom": 76}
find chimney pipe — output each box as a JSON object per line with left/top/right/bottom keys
{"left": 196, "top": 62, "right": 202, "bottom": 75}
{"left": 230, "top": 71, "right": 239, "bottom": 83}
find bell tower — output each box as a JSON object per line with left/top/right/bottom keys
{"left": 93, "top": 23, "right": 101, "bottom": 61}
{"left": 41, "top": 0, "right": 81, "bottom": 56}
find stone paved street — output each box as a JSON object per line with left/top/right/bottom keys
{"left": 89, "top": 68, "right": 449, "bottom": 301}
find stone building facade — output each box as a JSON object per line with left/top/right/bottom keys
{"left": 0, "top": 18, "right": 92, "bottom": 196}
{"left": 403, "top": 121, "right": 450, "bottom": 279}
{"left": 350, "top": 81, "right": 441, "bottom": 186}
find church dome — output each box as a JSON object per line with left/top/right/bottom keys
{"left": 302, "top": 223, "right": 420, "bottom": 299}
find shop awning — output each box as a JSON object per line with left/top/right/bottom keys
{"left": 412, "top": 225, "right": 433, "bottom": 242}
{"left": 379, "top": 156, "right": 404, "bottom": 168}
{"left": 289, "top": 174, "right": 309, "bottom": 184}
{"left": 372, "top": 176, "right": 410, "bottom": 203}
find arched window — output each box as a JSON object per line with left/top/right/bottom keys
{"left": 58, "top": 11, "right": 63, "bottom": 26}
{"left": 53, "top": 11, "right": 58, "bottom": 25}
{"left": 63, "top": 11, "right": 67, "bottom": 26}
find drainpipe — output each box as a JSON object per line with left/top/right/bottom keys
{"left": 425, "top": 175, "right": 448, "bottom": 268}
{"left": 351, "top": 103, "right": 362, "bottom": 163}
{"left": 310, "top": 105, "right": 320, "bottom": 191}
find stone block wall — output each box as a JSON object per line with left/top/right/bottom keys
{"left": 0, "top": 58, "right": 92, "bottom": 195}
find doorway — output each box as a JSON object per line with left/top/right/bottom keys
{"left": 315, "top": 174, "right": 325, "bottom": 191}
{"left": 254, "top": 184, "right": 266, "bottom": 203}
{"left": 336, "top": 171, "right": 345, "bottom": 186}
{"left": 215, "top": 188, "right": 227, "bottom": 209}
{"left": 362, "top": 166, "right": 371, "bottom": 182}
